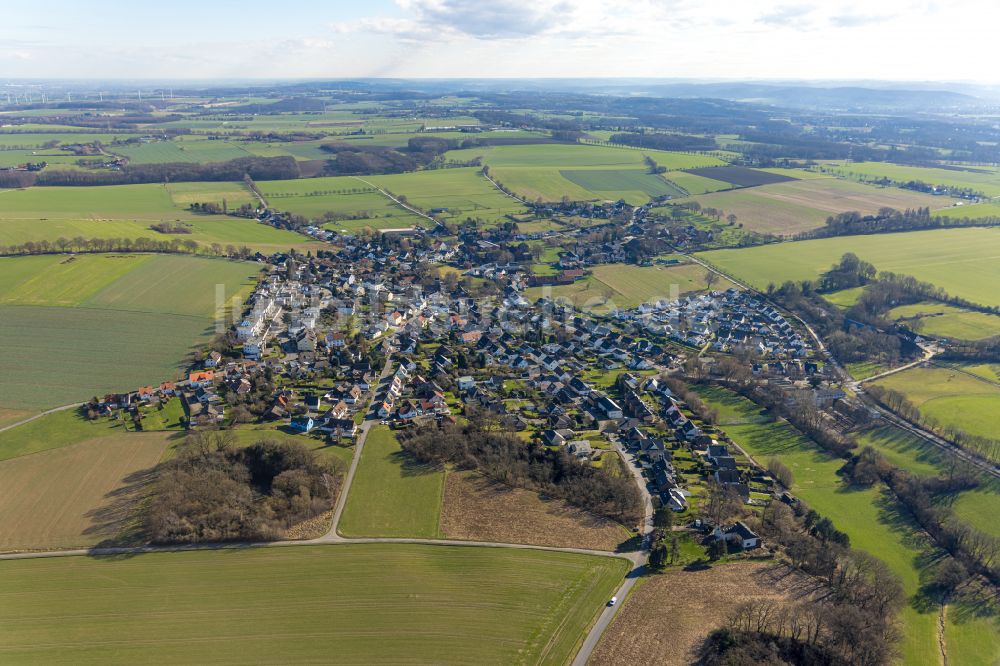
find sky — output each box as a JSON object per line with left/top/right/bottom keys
{"left": 2, "top": 0, "right": 999, "bottom": 82}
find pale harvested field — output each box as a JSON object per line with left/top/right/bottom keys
{"left": 590, "top": 561, "right": 818, "bottom": 666}
{"left": 0, "top": 409, "right": 30, "bottom": 430}
{"left": 0, "top": 432, "right": 171, "bottom": 551}
{"left": 439, "top": 471, "right": 628, "bottom": 551}
{"left": 682, "top": 177, "right": 954, "bottom": 236}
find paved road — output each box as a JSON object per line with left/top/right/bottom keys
{"left": 571, "top": 444, "right": 654, "bottom": 666}
{"left": 325, "top": 358, "right": 397, "bottom": 539}
{"left": 0, "top": 403, "right": 81, "bottom": 434}
{"left": 854, "top": 345, "right": 938, "bottom": 385}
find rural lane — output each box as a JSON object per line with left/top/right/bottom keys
{"left": 0, "top": 403, "right": 82, "bottom": 434}
{"left": 325, "top": 357, "right": 397, "bottom": 539}
{"left": 351, "top": 176, "right": 439, "bottom": 227}
{"left": 571, "top": 443, "right": 654, "bottom": 666}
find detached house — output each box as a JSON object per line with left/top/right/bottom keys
{"left": 714, "top": 521, "right": 761, "bottom": 550}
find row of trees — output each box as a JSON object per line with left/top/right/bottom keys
{"left": 799, "top": 207, "right": 1000, "bottom": 241}
{"left": 866, "top": 384, "right": 1000, "bottom": 464}
{"left": 662, "top": 376, "right": 720, "bottom": 425}
{"left": 843, "top": 446, "right": 1000, "bottom": 587}
{"left": 397, "top": 419, "right": 644, "bottom": 525}
{"left": 0, "top": 156, "right": 300, "bottom": 188}
{"left": 0, "top": 235, "right": 256, "bottom": 260}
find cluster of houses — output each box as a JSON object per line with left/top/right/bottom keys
{"left": 617, "top": 288, "right": 812, "bottom": 357}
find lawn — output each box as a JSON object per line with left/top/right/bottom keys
{"left": 0, "top": 255, "right": 260, "bottom": 412}
{"left": 873, "top": 366, "right": 1000, "bottom": 443}
{"left": 0, "top": 431, "right": 171, "bottom": 551}
{"left": 678, "top": 177, "right": 953, "bottom": 236}
{"left": 698, "top": 227, "right": 1000, "bottom": 309}
{"left": 338, "top": 426, "right": 444, "bottom": 538}
{"left": 0, "top": 544, "right": 628, "bottom": 665}
{"left": 691, "top": 385, "right": 988, "bottom": 664}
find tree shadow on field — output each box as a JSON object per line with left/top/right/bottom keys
{"left": 391, "top": 449, "right": 442, "bottom": 477}
{"left": 83, "top": 465, "right": 159, "bottom": 550}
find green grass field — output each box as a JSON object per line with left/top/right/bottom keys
{"left": 0, "top": 410, "right": 125, "bottom": 462}
{"left": 822, "top": 161, "right": 1000, "bottom": 198}
{"left": 0, "top": 180, "right": 310, "bottom": 251}
{"left": 0, "top": 183, "right": 200, "bottom": 220}
{"left": 694, "top": 385, "right": 998, "bottom": 665}
{"left": 525, "top": 261, "right": 733, "bottom": 310}
{"left": 699, "top": 227, "right": 1000, "bottom": 309}
{"left": 823, "top": 286, "right": 865, "bottom": 309}
{"left": 258, "top": 175, "right": 427, "bottom": 228}
{"left": 0, "top": 255, "right": 259, "bottom": 411}
{"left": 0, "top": 544, "right": 628, "bottom": 665}
{"left": 873, "top": 366, "right": 1000, "bottom": 443}
{"left": 445, "top": 143, "right": 722, "bottom": 203}
{"left": 663, "top": 170, "right": 733, "bottom": 195}
{"left": 110, "top": 138, "right": 255, "bottom": 164}
{"left": 887, "top": 302, "right": 1000, "bottom": 340}
{"left": 338, "top": 426, "right": 444, "bottom": 538}
{"left": 678, "top": 177, "right": 954, "bottom": 236}
{"left": 559, "top": 169, "right": 685, "bottom": 202}
{"left": 367, "top": 168, "right": 524, "bottom": 224}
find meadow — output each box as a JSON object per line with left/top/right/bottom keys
{"left": 0, "top": 180, "right": 309, "bottom": 251}
{"left": 873, "top": 365, "right": 1000, "bottom": 441}
{"left": 678, "top": 177, "right": 954, "bottom": 236}
{"left": 693, "top": 385, "right": 998, "bottom": 665}
{"left": 887, "top": 302, "right": 1000, "bottom": 340}
{"left": 0, "top": 544, "right": 628, "bottom": 665}
{"left": 662, "top": 170, "right": 732, "bottom": 195}
{"left": 698, "top": 227, "right": 1000, "bottom": 308}
{"left": 559, "top": 169, "right": 685, "bottom": 201}
{"left": 0, "top": 255, "right": 259, "bottom": 412}
{"left": 525, "top": 261, "right": 733, "bottom": 310}
{"left": 258, "top": 175, "right": 428, "bottom": 228}
{"left": 821, "top": 161, "right": 1000, "bottom": 198}
{"left": 337, "top": 426, "right": 445, "bottom": 538}
{"left": 444, "top": 143, "right": 723, "bottom": 203}
{"left": 109, "top": 137, "right": 255, "bottom": 164}
{"left": 857, "top": 425, "right": 1000, "bottom": 542}
{"left": 366, "top": 167, "right": 525, "bottom": 224}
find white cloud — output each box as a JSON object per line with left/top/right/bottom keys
{"left": 3, "top": 0, "right": 999, "bottom": 81}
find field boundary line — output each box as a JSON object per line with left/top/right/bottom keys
{"left": 0, "top": 403, "right": 81, "bottom": 435}
{"left": 351, "top": 176, "right": 437, "bottom": 226}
